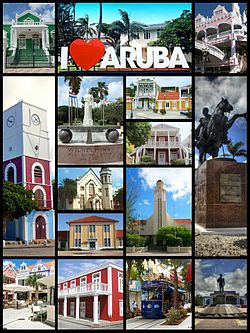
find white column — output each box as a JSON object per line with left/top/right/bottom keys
{"left": 217, "top": 28, "right": 219, "bottom": 38}
{"left": 154, "top": 131, "right": 157, "bottom": 161}
{"left": 204, "top": 30, "right": 207, "bottom": 42}
{"left": 41, "top": 29, "right": 45, "bottom": 47}
{"left": 93, "top": 295, "right": 99, "bottom": 324}
{"left": 76, "top": 296, "right": 80, "bottom": 320}
{"left": 45, "top": 29, "right": 49, "bottom": 48}
{"left": 231, "top": 39, "right": 236, "bottom": 58}
{"left": 180, "top": 148, "right": 183, "bottom": 159}
{"left": 107, "top": 266, "right": 112, "bottom": 318}
{"left": 63, "top": 297, "right": 67, "bottom": 317}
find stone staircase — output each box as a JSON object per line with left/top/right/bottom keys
{"left": 13, "top": 48, "right": 50, "bottom": 67}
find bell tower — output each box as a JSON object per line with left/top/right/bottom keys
{"left": 100, "top": 167, "right": 113, "bottom": 210}
{"left": 153, "top": 179, "right": 167, "bottom": 231}
{"left": 3, "top": 100, "right": 54, "bottom": 242}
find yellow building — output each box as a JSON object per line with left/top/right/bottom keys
{"left": 68, "top": 215, "right": 123, "bottom": 250}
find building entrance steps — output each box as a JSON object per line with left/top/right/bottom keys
{"left": 195, "top": 224, "right": 247, "bottom": 236}
{"left": 196, "top": 305, "right": 247, "bottom": 319}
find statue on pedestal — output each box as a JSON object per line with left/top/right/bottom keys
{"left": 217, "top": 274, "right": 225, "bottom": 293}
{"left": 83, "top": 90, "right": 94, "bottom": 126}
{"left": 195, "top": 98, "right": 247, "bottom": 165}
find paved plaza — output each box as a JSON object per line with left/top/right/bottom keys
{"left": 127, "top": 251, "right": 191, "bottom": 256}
{"left": 3, "top": 246, "right": 55, "bottom": 257}
{"left": 3, "top": 308, "right": 54, "bottom": 330}
{"left": 58, "top": 250, "right": 123, "bottom": 256}
{"left": 127, "top": 314, "right": 192, "bottom": 330}
{"left": 3, "top": 68, "right": 55, "bottom": 74}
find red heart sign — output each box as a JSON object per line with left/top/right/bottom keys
{"left": 69, "top": 39, "right": 105, "bottom": 70}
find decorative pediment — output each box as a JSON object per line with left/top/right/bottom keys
{"left": 16, "top": 10, "right": 41, "bottom": 23}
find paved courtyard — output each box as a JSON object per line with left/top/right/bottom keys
{"left": 195, "top": 318, "right": 247, "bottom": 330}
{"left": 3, "top": 308, "right": 54, "bottom": 330}
{"left": 4, "top": 68, "right": 55, "bottom": 74}
{"left": 58, "top": 250, "right": 123, "bottom": 256}
{"left": 3, "top": 246, "right": 55, "bottom": 257}
{"left": 127, "top": 314, "right": 192, "bottom": 330}
{"left": 58, "top": 316, "right": 123, "bottom": 330}
{"left": 127, "top": 251, "right": 191, "bottom": 256}
{"left": 126, "top": 109, "right": 189, "bottom": 119}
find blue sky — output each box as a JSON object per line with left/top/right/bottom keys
{"left": 72, "top": 3, "right": 191, "bottom": 24}
{"left": 58, "top": 167, "right": 123, "bottom": 194}
{"left": 58, "top": 213, "right": 124, "bottom": 231}
{"left": 58, "top": 76, "right": 123, "bottom": 106}
{"left": 195, "top": 3, "right": 247, "bottom": 17}
{"left": 126, "top": 167, "right": 192, "bottom": 220}
{"left": 3, "top": 259, "right": 54, "bottom": 270}
{"left": 58, "top": 259, "right": 123, "bottom": 282}
{"left": 3, "top": 3, "right": 55, "bottom": 21}
{"left": 195, "top": 77, "right": 247, "bottom": 167}
{"left": 195, "top": 259, "right": 247, "bottom": 296}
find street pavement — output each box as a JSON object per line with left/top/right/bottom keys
{"left": 58, "top": 317, "right": 123, "bottom": 330}
{"left": 4, "top": 68, "right": 55, "bottom": 74}
{"left": 126, "top": 109, "right": 188, "bottom": 120}
{"left": 127, "top": 251, "right": 191, "bottom": 256}
{"left": 126, "top": 315, "right": 192, "bottom": 330}
{"left": 58, "top": 250, "right": 123, "bottom": 256}
{"left": 3, "top": 308, "right": 54, "bottom": 330}
{"left": 4, "top": 246, "right": 55, "bottom": 257}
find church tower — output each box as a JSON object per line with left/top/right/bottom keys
{"left": 3, "top": 100, "right": 54, "bottom": 242}
{"left": 100, "top": 167, "right": 113, "bottom": 210}
{"left": 153, "top": 180, "right": 167, "bottom": 231}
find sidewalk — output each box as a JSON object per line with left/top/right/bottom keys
{"left": 3, "top": 308, "right": 54, "bottom": 329}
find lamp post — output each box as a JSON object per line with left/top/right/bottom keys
{"left": 130, "top": 82, "right": 135, "bottom": 119}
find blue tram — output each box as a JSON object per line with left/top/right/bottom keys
{"left": 141, "top": 280, "right": 185, "bottom": 319}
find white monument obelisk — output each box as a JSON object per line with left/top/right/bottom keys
{"left": 83, "top": 91, "right": 94, "bottom": 126}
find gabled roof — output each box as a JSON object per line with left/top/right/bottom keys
{"left": 116, "top": 230, "right": 124, "bottom": 237}
{"left": 152, "top": 123, "right": 179, "bottom": 131}
{"left": 77, "top": 168, "right": 101, "bottom": 184}
{"left": 158, "top": 91, "right": 180, "bottom": 100}
{"left": 67, "top": 215, "right": 118, "bottom": 224}
{"left": 175, "top": 219, "right": 192, "bottom": 225}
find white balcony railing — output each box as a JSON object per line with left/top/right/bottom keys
{"left": 58, "top": 282, "right": 110, "bottom": 298}
{"left": 145, "top": 141, "right": 180, "bottom": 148}
{"left": 12, "top": 22, "right": 42, "bottom": 26}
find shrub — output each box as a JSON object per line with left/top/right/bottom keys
{"left": 160, "top": 109, "right": 166, "bottom": 115}
{"left": 171, "top": 158, "right": 185, "bottom": 165}
{"left": 138, "top": 156, "right": 155, "bottom": 165}
{"left": 126, "top": 233, "right": 146, "bottom": 247}
{"left": 165, "top": 309, "right": 181, "bottom": 325}
{"left": 179, "top": 308, "right": 188, "bottom": 317}
{"left": 153, "top": 109, "right": 158, "bottom": 113}
{"left": 165, "top": 234, "right": 183, "bottom": 246}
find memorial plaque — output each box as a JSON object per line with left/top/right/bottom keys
{"left": 220, "top": 173, "right": 242, "bottom": 203}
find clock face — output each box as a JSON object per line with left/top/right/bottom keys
{"left": 31, "top": 114, "right": 40, "bottom": 126}
{"left": 7, "top": 115, "right": 15, "bottom": 127}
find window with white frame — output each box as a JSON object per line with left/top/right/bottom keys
{"left": 119, "top": 301, "right": 123, "bottom": 316}
{"left": 144, "top": 31, "right": 151, "bottom": 39}
{"left": 104, "top": 225, "right": 110, "bottom": 232}
{"left": 89, "top": 225, "right": 95, "bottom": 233}
{"left": 70, "top": 280, "right": 76, "bottom": 288}
{"left": 104, "top": 238, "right": 111, "bottom": 247}
{"left": 186, "top": 100, "right": 189, "bottom": 108}
{"left": 75, "top": 239, "right": 81, "bottom": 247}
{"left": 75, "top": 225, "right": 81, "bottom": 233}
{"left": 118, "top": 272, "right": 123, "bottom": 292}
{"left": 80, "top": 276, "right": 87, "bottom": 285}
{"left": 63, "top": 283, "right": 68, "bottom": 290}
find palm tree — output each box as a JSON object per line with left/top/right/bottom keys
{"left": 64, "top": 76, "right": 82, "bottom": 95}
{"left": 97, "top": 3, "right": 103, "bottom": 39}
{"left": 76, "top": 15, "right": 96, "bottom": 41}
{"left": 25, "top": 273, "right": 45, "bottom": 305}
{"left": 112, "top": 9, "right": 146, "bottom": 45}
{"left": 226, "top": 139, "right": 247, "bottom": 161}
{"left": 97, "top": 81, "right": 109, "bottom": 125}
{"left": 58, "top": 178, "right": 77, "bottom": 209}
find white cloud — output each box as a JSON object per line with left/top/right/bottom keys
{"left": 195, "top": 260, "right": 247, "bottom": 296}
{"left": 107, "top": 81, "right": 123, "bottom": 101}
{"left": 28, "top": 3, "right": 55, "bottom": 21}
{"left": 3, "top": 260, "right": 15, "bottom": 268}
{"left": 126, "top": 76, "right": 191, "bottom": 88}
{"left": 143, "top": 199, "right": 150, "bottom": 205}
{"left": 138, "top": 168, "right": 192, "bottom": 201}
{"left": 195, "top": 77, "right": 247, "bottom": 125}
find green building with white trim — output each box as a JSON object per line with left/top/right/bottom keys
{"left": 3, "top": 9, "right": 55, "bottom": 68}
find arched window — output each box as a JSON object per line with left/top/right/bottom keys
{"left": 89, "top": 183, "right": 95, "bottom": 195}
{"left": 34, "top": 166, "right": 43, "bottom": 183}
{"left": 34, "top": 189, "right": 45, "bottom": 209}
{"left": 7, "top": 167, "right": 15, "bottom": 183}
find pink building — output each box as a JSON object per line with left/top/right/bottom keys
{"left": 58, "top": 262, "right": 123, "bottom": 324}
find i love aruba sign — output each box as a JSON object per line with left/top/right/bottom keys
{"left": 61, "top": 39, "right": 189, "bottom": 71}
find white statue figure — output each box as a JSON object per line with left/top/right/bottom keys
{"left": 83, "top": 91, "right": 94, "bottom": 126}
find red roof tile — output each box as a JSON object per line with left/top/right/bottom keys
{"left": 67, "top": 215, "right": 118, "bottom": 224}
{"left": 158, "top": 91, "right": 179, "bottom": 100}
{"left": 116, "top": 230, "right": 124, "bottom": 237}
{"left": 175, "top": 219, "right": 192, "bottom": 225}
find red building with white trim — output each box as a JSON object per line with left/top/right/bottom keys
{"left": 58, "top": 262, "right": 123, "bottom": 324}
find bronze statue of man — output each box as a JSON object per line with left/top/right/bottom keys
{"left": 217, "top": 274, "right": 225, "bottom": 293}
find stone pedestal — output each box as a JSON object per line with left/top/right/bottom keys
{"left": 195, "top": 158, "right": 247, "bottom": 228}
{"left": 58, "top": 142, "right": 123, "bottom": 165}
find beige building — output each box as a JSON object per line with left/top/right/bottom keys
{"left": 68, "top": 215, "right": 123, "bottom": 250}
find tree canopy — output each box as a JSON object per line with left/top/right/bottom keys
{"left": 126, "top": 122, "right": 152, "bottom": 147}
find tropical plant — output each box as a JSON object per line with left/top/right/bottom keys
{"left": 126, "top": 232, "right": 146, "bottom": 247}
{"left": 58, "top": 3, "right": 77, "bottom": 48}
{"left": 126, "top": 122, "right": 152, "bottom": 147}
{"left": 137, "top": 155, "right": 155, "bottom": 165}
{"left": 76, "top": 15, "right": 96, "bottom": 41}
{"left": 58, "top": 178, "right": 77, "bottom": 209}
{"left": 97, "top": 3, "right": 102, "bottom": 39}
{"left": 64, "top": 76, "right": 82, "bottom": 95}
{"left": 25, "top": 273, "right": 45, "bottom": 305}
{"left": 226, "top": 139, "right": 247, "bottom": 161}
{"left": 3, "top": 181, "right": 38, "bottom": 239}
{"left": 112, "top": 9, "right": 146, "bottom": 45}
{"left": 96, "top": 81, "right": 109, "bottom": 125}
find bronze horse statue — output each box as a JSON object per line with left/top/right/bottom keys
{"left": 195, "top": 98, "right": 247, "bottom": 164}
